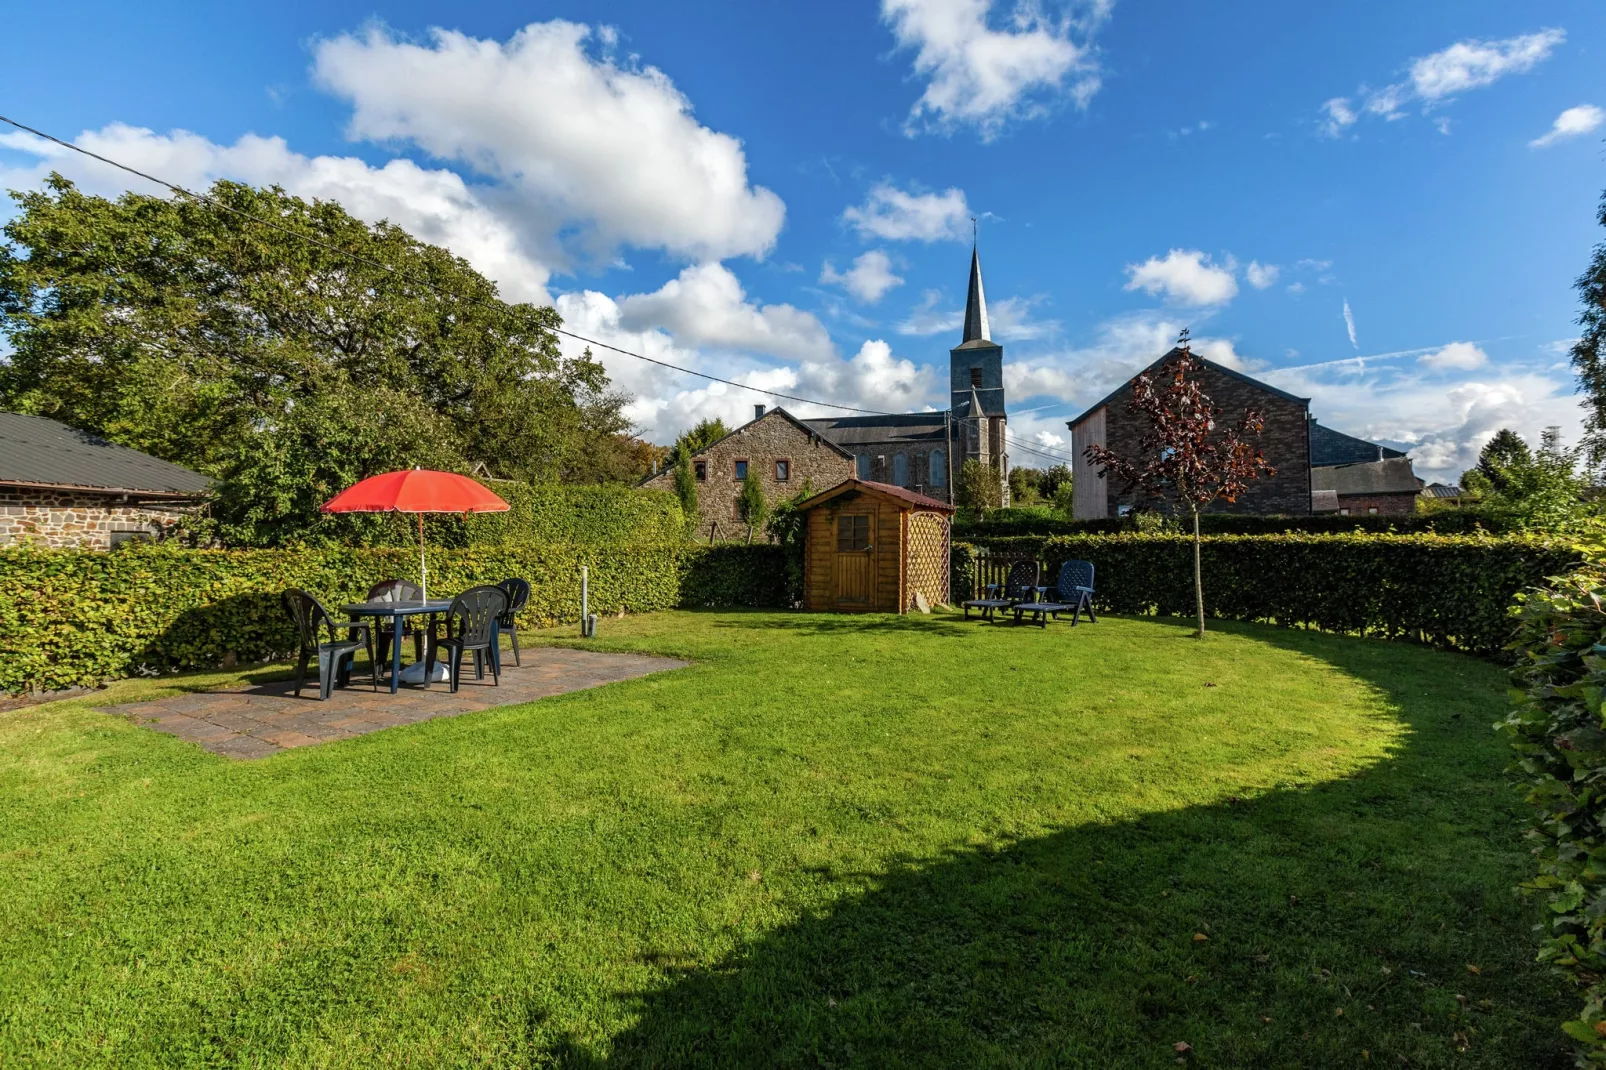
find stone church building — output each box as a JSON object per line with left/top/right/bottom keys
{"left": 641, "top": 247, "right": 1013, "bottom": 531}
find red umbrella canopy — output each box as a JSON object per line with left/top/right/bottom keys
{"left": 321, "top": 469, "right": 510, "bottom": 514}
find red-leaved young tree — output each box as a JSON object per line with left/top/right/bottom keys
{"left": 1084, "top": 331, "right": 1277, "bottom": 638}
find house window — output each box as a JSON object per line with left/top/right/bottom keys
{"left": 109, "top": 529, "right": 151, "bottom": 548}
{"left": 694, "top": 460, "right": 707, "bottom": 481}
{"left": 970, "top": 367, "right": 983, "bottom": 387}
{"left": 836, "top": 514, "right": 870, "bottom": 551}
{"left": 775, "top": 459, "right": 790, "bottom": 482}
{"left": 734, "top": 459, "right": 748, "bottom": 480}
{"left": 893, "top": 452, "right": 909, "bottom": 486}
{"left": 929, "top": 449, "right": 946, "bottom": 487}
{"left": 1339, "top": 508, "right": 1350, "bottom": 516}
{"left": 1116, "top": 504, "right": 1133, "bottom": 517}
{"left": 1367, "top": 506, "right": 1379, "bottom": 515}
{"left": 856, "top": 454, "right": 871, "bottom": 480}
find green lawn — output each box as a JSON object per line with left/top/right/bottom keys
{"left": 0, "top": 610, "right": 1571, "bottom": 1068}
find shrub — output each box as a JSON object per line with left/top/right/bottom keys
{"left": 952, "top": 532, "right": 1577, "bottom": 658}
{"left": 1504, "top": 565, "right": 1606, "bottom": 1063}
{"left": 0, "top": 541, "right": 783, "bottom": 693}
{"left": 954, "top": 508, "right": 1525, "bottom": 541}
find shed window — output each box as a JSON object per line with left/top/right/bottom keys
{"left": 929, "top": 449, "right": 946, "bottom": 487}
{"left": 893, "top": 452, "right": 909, "bottom": 486}
{"left": 856, "top": 454, "right": 871, "bottom": 480}
{"left": 775, "top": 459, "right": 790, "bottom": 482}
{"left": 734, "top": 459, "right": 748, "bottom": 480}
{"left": 836, "top": 514, "right": 870, "bottom": 551}
{"left": 693, "top": 460, "right": 707, "bottom": 481}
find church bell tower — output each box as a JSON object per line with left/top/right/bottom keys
{"left": 949, "top": 245, "right": 1008, "bottom": 499}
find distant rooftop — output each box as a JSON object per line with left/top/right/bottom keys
{"left": 0, "top": 412, "right": 211, "bottom": 497}
{"left": 804, "top": 412, "right": 949, "bottom": 447}
{"left": 1310, "top": 420, "right": 1408, "bottom": 467}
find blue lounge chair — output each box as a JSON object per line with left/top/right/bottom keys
{"left": 963, "top": 559, "right": 1040, "bottom": 621}
{"left": 1012, "top": 560, "right": 1097, "bottom": 627}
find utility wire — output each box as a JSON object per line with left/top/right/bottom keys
{"left": 0, "top": 112, "right": 1087, "bottom": 465}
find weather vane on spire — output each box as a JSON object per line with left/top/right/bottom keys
{"left": 971, "top": 215, "right": 978, "bottom": 245}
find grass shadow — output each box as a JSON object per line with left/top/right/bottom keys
{"left": 547, "top": 623, "right": 1568, "bottom": 1069}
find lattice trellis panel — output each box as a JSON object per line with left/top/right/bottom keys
{"left": 906, "top": 511, "right": 950, "bottom": 609}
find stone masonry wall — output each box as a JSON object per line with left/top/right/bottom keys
{"left": 641, "top": 412, "right": 854, "bottom": 537}
{"left": 849, "top": 443, "right": 952, "bottom": 503}
{"left": 0, "top": 488, "right": 196, "bottom": 549}
{"left": 1101, "top": 361, "right": 1311, "bottom": 516}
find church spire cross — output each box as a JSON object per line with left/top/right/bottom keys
{"left": 962, "top": 241, "right": 990, "bottom": 344}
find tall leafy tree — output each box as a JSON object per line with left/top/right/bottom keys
{"left": 955, "top": 459, "right": 1003, "bottom": 511}
{"left": 1574, "top": 188, "right": 1606, "bottom": 472}
{"left": 0, "top": 176, "right": 628, "bottom": 545}
{"left": 666, "top": 418, "right": 731, "bottom": 467}
{"left": 1465, "top": 428, "right": 1533, "bottom": 494}
{"left": 1084, "top": 331, "right": 1275, "bottom": 638}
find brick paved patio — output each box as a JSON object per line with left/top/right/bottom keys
{"left": 101, "top": 648, "right": 689, "bottom": 759}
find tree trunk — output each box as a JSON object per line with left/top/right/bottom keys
{"left": 1193, "top": 506, "right": 1205, "bottom": 638}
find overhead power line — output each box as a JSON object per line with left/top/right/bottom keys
{"left": 0, "top": 111, "right": 1086, "bottom": 468}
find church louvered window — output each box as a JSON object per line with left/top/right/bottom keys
{"left": 929, "top": 449, "right": 946, "bottom": 487}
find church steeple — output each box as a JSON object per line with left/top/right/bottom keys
{"left": 962, "top": 244, "right": 990, "bottom": 344}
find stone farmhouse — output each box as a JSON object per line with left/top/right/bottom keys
{"left": 0, "top": 412, "right": 211, "bottom": 548}
{"left": 1068, "top": 349, "right": 1421, "bottom": 519}
{"left": 642, "top": 246, "right": 1014, "bottom": 532}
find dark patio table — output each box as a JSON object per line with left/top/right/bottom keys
{"left": 342, "top": 599, "right": 451, "bottom": 694}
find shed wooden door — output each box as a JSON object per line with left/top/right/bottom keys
{"left": 833, "top": 512, "right": 874, "bottom": 606}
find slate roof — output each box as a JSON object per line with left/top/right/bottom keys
{"left": 795, "top": 478, "right": 956, "bottom": 514}
{"left": 962, "top": 245, "right": 990, "bottom": 344}
{"left": 1309, "top": 420, "right": 1407, "bottom": 466}
{"left": 1067, "top": 348, "right": 1310, "bottom": 429}
{"left": 1421, "top": 482, "right": 1465, "bottom": 499}
{"left": 804, "top": 412, "right": 949, "bottom": 447}
{"left": 1309, "top": 457, "right": 1423, "bottom": 496}
{"left": 0, "top": 412, "right": 211, "bottom": 497}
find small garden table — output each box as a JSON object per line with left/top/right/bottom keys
{"left": 342, "top": 599, "right": 452, "bottom": 694}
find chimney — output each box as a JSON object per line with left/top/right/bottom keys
{"left": 754, "top": 404, "right": 767, "bottom": 420}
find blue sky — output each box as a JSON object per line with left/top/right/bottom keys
{"left": 3, "top": 0, "right": 1603, "bottom": 480}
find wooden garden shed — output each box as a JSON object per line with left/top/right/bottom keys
{"left": 797, "top": 479, "right": 954, "bottom": 614}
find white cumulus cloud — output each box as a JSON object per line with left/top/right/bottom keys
{"left": 1418, "top": 341, "right": 1488, "bottom": 371}
{"left": 842, "top": 182, "right": 972, "bottom": 242}
{"left": 821, "top": 250, "right": 905, "bottom": 303}
{"left": 1317, "top": 28, "right": 1565, "bottom": 137}
{"left": 881, "top": 0, "right": 1109, "bottom": 139}
{"left": 615, "top": 262, "right": 834, "bottom": 364}
{"left": 1246, "top": 261, "right": 1280, "bottom": 289}
{"left": 1531, "top": 104, "right": 1605, "bottom": 148}
{"left": 311, "top": 20, "right": 785, "bottom": 264}
{"left": 1124, "top": 249, "right": 1239, "bottom": 307}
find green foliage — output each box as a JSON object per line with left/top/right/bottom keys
{"left": 673, "top": 451, "right": 699, "bottom": 524}
{"left": 955, "top": 459, "right": 1003, "bottom": 510}
{"left": 454, "top": 483, "right": 683, "bottom": 548}
{"left": 953, "top": 532, "right": 1577, "bottom": 657}
{"left": 764, "top": 480, "right": 816, "bottom": 605}
{"left": 1503, "top": 564, "right": 1606, "bottom": 1064}
{"left": 737, "top": 465, "right": 768, "bottom": 532}
{"left": 1467, "top": 428, "right": 1590, "bottom": 532}
{"left": 1571, "top": 188, "right": 1606, "bottom": 472}
{"left": 1007, "top": 466, "right": 1041, "bottom": 505}
{"left": 667, "top": 418, "right": 731, "bottom": 467}
{"left": 0, "top": 177, "right": 632, "bottom": 547}
{"left": 0, "top": 540, "right": 783, "bottom": 693}
{"left": 1469, "top": 428, "right": 1534, "bottom": 493}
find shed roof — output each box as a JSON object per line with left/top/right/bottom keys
{"left": 1310, "top": 457, "right": 1423, "bottom": 496}
{"left": 0, "top": 412, "right": 212, "bottom": 497}
{"left": 795, "top": 478, "right": 956, "bottom": 514}
{"left": 1067, "top": 348, "right": 1310, "bottom": 429}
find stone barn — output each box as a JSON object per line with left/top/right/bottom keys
{"left": 797, "top": 479, "right": 953, "bottom": 614}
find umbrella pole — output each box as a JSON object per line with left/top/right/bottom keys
{"left": 418, "top": 513, "right": 427, "bottom": 602}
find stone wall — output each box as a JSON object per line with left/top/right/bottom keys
{"left": 0, "top": 487, "right": 196, "bottom": 549}
{"left": 1099, "top": 360, "right": 1312, "bottom": 516}
{"left": 641, "top": 411, "right": 854, "bottom": 537}
{"left": 845, "top": 442, "right": 953, "bottom": 503}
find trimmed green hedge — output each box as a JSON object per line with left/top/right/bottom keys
{"left": 1504, "top": 566, "right": 1606, "bottom": 1063}
{"left": 0, "top": 541, "right": 782, "bottom": 693}
{"left": 954, "top": 532, "right": 1577, "bottom": 657}
{"left": 954, "top": 508, "right": 1519, "bottom": 541}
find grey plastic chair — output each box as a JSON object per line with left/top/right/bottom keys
{"left": 366, "top": 578, "right": 426, "bottom": 668}
{"left": 283, "top": 589, "right": 377, "bottom": 700}
{"left": 1012, "top": 560, "right": 1098, "bottom": 628}
{"left": 963, "top": 560, "right": 1040, "bottom": 621}
{"left": 426, "top": 585, "right": 508, "bottom": 692}
{"left": 494, "top": 577, "right": 531, "bottom": 669}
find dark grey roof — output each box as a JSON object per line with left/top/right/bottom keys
{"left": 1421, "top": 482, "right": 1465, "bottom": 498}
{"left": 804, "top": 412, "right": 949, "bottom": 448}
{"left": 1310, "top": 457, "right": 1423, "bottom": 496}
{"left": 962, "top": 245, "right": 990, "bottom": 344}
{"left": 0, "top": 412, "right": 211, "bottom": 497}
{"left": 1067, "top": 348, "right": 1310, "bottom": 428}
{"left": 1309, "top": 420, "right": 1407, "bottom": 466}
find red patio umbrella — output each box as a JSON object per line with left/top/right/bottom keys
{"left": 321, "top": 468, "right": 509, "bottom": 601}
